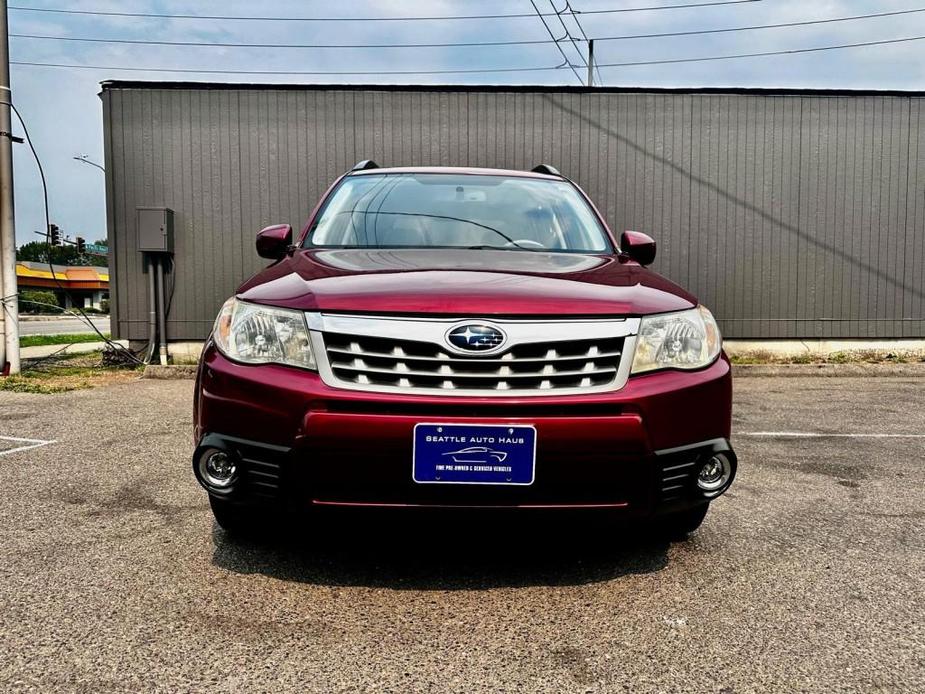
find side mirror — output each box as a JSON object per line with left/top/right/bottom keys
{"left": 256, "top": 224, "right": 293, "bottom": 260}
{"left": 620, "top": 230, "right": 656, "bottom": 266}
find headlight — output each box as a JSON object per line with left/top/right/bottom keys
{"left": 630, "top": 306, "right": 721, "bottom": 374}
{"left": 212, "top": 298, "right": 316, "bottom": 370}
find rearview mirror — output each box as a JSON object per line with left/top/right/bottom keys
{"left": 620, "top": 230, "right": 656, "bottom": 266}
{"left": 256, "top": 224, "right": 293, "bottom": 260}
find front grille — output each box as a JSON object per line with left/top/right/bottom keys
{"left": 309, "top": 314, "right": 639, "bottom": 396}
{"left": 322, "top": 332, "right": 625, "bottom": 393}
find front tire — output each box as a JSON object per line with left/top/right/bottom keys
{"left": 657, "top": 504, "right": 709, "bottom": 539}
{"left": 209, "top": 496, "right": 267, "bottom": 536}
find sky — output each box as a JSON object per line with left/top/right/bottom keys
{"left": 8, "top": 0, "right": 925, "bottom": 246}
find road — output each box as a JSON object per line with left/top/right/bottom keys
{"left": 0, "top": 376, "right": 922, "bottom": 692}
{"left": 20, "top": 316, "right": 110, "bottom": 336}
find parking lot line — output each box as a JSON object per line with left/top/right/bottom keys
{"left": 0, "top": 436, "right": 56, "bottom": 457}
{"left": 740, "top": 431, "right": 925, "bottom": 438}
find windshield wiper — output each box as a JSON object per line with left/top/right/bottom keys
{"left": 329, "top": 210, "right": 539, "bottom": 249}
{"left": 463, "top": 244, "right": 541, "bottom": 252}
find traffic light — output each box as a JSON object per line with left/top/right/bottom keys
{"left": 76, "top": 237, "right": 86, "bottom": 254}
{"left": 48, "top": 223, "right": 61, "bottom": 246}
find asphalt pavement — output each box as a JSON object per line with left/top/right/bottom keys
{"left": 19, "top": 316, "right": 111, "bottom": 336}
{"left": 0, "top": 376, "right": 922, "bottom": 692}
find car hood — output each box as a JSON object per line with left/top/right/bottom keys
{"left": 237, "top": 249, "right": 697, "bottom": 316}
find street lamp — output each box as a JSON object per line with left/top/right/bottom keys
{"left": 73, "top": 154, "right": 105, "bottom": 172}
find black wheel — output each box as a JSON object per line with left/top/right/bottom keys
{"left": 209, "top": 496, "right": 268, "bottom": 536}
{"left": 657, "top": 504, "right": 709, "bottom": 539}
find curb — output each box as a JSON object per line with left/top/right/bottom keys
{"left": 142, "top": 365, "right": 198, "bottom": 379}
{"left": 21, "top": 340, "right": 126, "bottom": 359}
{"left": 733, "top": 363, "right": 925, "bottom": 377}
{"left": 19, "top": 315, "right": 111, "bottom": 322}
{"left": 19, "top": 315, "right": 73, "bottom": 322}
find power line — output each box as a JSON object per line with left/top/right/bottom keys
{"left": 7, "top": 1, "right": 763, "bottom": 22}
{"left": 529, "top": 0, "right": 583, "bottom": 84}
{"left": 596, "top": 34, "right": 925, "bottom": 68}
{"left": 11, "top": 34, "right": 925, "bottom": 76}
{"left": 9, "top": 34, "right": 561, "bottom": 49}
{"left": 593, "top": 6, "right": 925, "bottom": 42}
{"left": 11, "top": 7, "right": 923, "bottom": 50}
{"left": 8, "top": 60, "right": 569, "bottom": 76}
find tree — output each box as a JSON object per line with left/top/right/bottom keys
{"left": 19, "top": 289, "right": 59, "bottom": 313}
{"left": 15, "top": 240, "right": 107, "bottom": 267}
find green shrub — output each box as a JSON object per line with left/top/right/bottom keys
{"left": 19, "top": 290, "right": 59, "bottom": 313}
{"left": 100, "top": 298, "right": 110, "bottom": 313}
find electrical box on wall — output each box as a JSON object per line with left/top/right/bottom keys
{"left": 137, "top": 207, "right": 174, "bottom": 253}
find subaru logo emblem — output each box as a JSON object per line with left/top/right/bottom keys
{"left": 446, "top": 323, "right": 506, "bottom": 353}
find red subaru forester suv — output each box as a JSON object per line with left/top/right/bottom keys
{"left": 193, "top": 163, "right": 736, "bottom": 536}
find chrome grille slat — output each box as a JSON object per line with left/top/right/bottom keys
{"left": 329, "top": 362, "right": 619, "bottom": 379}
{"left": 325, "top": 345, "right": 623, "bottom": 364}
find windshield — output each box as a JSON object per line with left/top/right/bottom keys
{"left": 305, "top": 173, "right": 612, "bottom": 253}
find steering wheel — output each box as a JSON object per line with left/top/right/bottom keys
{"left": 503, "top": 239, "right": 546, "bottom": 249}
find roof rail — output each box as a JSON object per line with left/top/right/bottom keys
{"left": 351, "top": 159, "right": 379, "bottom": 171}
{"left": 531, "top": 164, "right": 561, "bottom": 176}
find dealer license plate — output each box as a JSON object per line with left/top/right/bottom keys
{"left": 412, "top": 423, "right": 536, "bottom": 485}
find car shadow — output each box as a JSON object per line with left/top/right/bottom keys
{"left": 210, "top": 512, "right": 674, "bottom": 589}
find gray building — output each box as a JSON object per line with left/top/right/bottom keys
{"left": 101, "top": 82, "right": 924, "bottom": 341}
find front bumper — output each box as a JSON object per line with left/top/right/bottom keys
{"left": 194, "top": 345, "right": 735, "bottom": 516}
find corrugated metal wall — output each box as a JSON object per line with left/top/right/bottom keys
{"left": 102, "top": 84, "right": 925, "bottom": 340}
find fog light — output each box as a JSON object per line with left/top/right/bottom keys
{"left": 697, "top": 454, "right": 732, "bottom": 495}
{"left": 198, "top": 449, "right": 237, "bottom": 490}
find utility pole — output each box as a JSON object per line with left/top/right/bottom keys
{"left": 586, "top": 39, "right": 595, "bottom": 87}
{"left": 0, "top": 0, "right": 19, "bottom": 375}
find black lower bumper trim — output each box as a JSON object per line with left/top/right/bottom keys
{"left": 194, "top": 433, "right": 291, "bottom": 503}
{"left": 653, "top": 438, "right": 737, "bottom": 506}
{"left": 193, "top": 433, "right": 736, "bottom": 513}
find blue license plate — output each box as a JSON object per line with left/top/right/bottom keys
{"left": 413, "top": 423, "right": 537, "bottom": 485}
